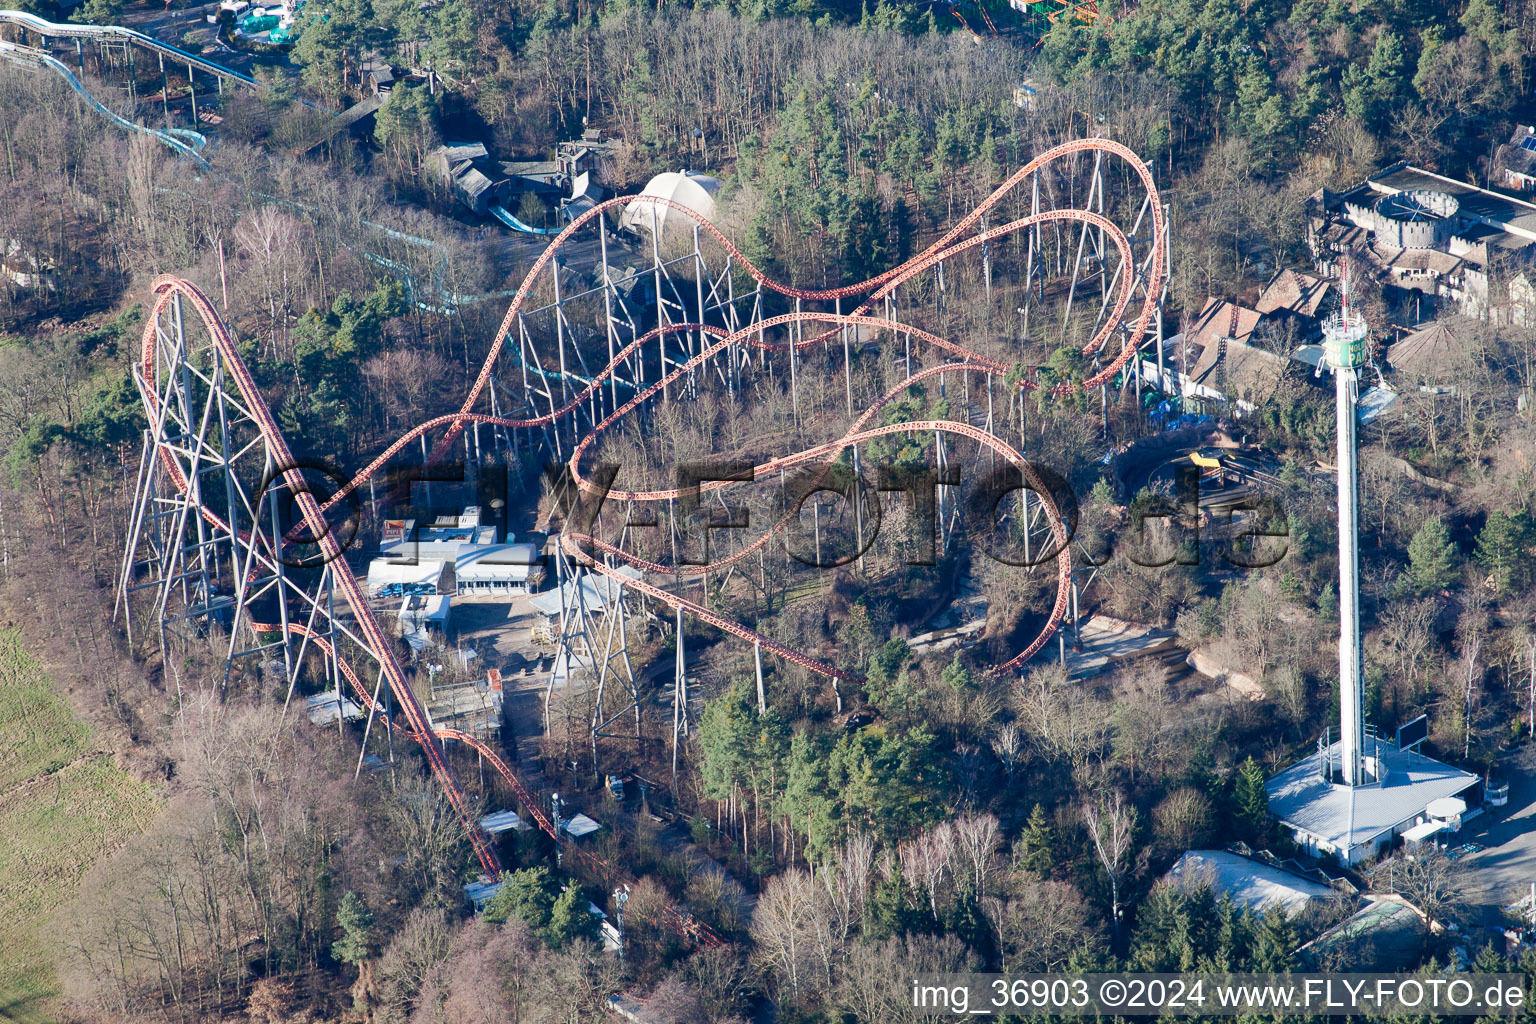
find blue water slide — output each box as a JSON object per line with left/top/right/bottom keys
{"left": 0, "top": 39, "right": 211, "bottom": 168}
{"left": 0, "top": 9, "right": 258, "bottom": 84}
{"left": 489, "top": 204, "right": 561, "bottom": 236}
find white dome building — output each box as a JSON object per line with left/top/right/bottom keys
{"left": 618, "top": 170, "right": 722, "bottom": 237}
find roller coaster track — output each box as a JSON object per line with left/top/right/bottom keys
{"left": 0, "top": 9, "right": 258, "bottom": 85}
{"left": 300, "top": 136, "right": 1164, "bottom": 675}
{"left": 0, "top": 38, "right": 211, "bottom": 168}
{"left": 127, "top": 137, "right": 1161, "bottom": 939}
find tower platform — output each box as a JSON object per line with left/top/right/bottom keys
{"left": 1267, "top": 740, "right": 1479, "bottom": 866}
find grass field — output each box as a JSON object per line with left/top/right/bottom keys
{"left": 0, "top": 628, "right": 158, "bottom": 1024}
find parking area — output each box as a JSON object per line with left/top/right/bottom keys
{"left": 1456, "top": 747, "right": 1536, "bottom": 910}
{"left": 451, "top": 595, "right": 551, "bottom": 739}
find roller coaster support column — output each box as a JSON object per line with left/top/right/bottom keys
{"left": 754, "top": 639, "right": 765, "bottom": 714}
{"left": 790, "top": 297, "right": 800, "bottom": 421}
{"left": 693, "top": 224, "right": 706, "bottom": 399}
{"left": 650, "top": 205, "right": 668, "bottom": 404}
{"left": 672, "top": 604, "right": 684, "bottom": 789}
{"left": 552, "top": 257, "right": 571, "bottom": 432}
{"left": 600, "top": 226, "right": 619, "bottom": 411}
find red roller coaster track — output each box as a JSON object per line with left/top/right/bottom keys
{"left": 132, "top": 137, "right": 1163, "bottom": 939}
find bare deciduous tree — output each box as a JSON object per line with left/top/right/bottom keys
{"left": 1082, "top": 791, "right": 1139, "bottom": 935}
{"left": 751, "top": 868, "right": 838, "bottom": 1007}
{"left": 982, "top": 879, "right": 1094, "bottom": 971}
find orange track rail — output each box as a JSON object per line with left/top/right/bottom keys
{"left": 133, "top": 137, "right": 1163, "bottom": 931}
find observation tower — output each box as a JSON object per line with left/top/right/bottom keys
{"left": 1323, "top": 258, "right": 1369, "bottom": 788}
{"left": 1266, "top": 258, "right": 1479, "bottom": 866}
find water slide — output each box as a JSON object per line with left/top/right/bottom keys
{"left": 0, "top": 8, "right": 258, "bottom": 85}
{"left": 0, "top": 38, "right": 211, "bottom": 168}
{"left": 489, "top": 203, "right": 561, "bottom": 235}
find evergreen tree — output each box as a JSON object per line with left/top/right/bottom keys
{"left": 1475, "top": 511, "right": 1532, "bottom": 593}
{"left": 940, "top": 653, "right": 973, "bottom": 694}
{"left": 1407, "top": 516, "right": 1459, "bottom": 595}
{"left": 1018, "top": 803, "right": 1056, "bottom": 875}
{"left": 1208, "top": 895, "right": 1245, "bottom": 972}
{"left": 547, "top": 885, "right": 601, "bottom": 948}
{"left": 1233, "top": 757, "right": 1271, "bottom": 843}
{"left": 865, "top": 868, "right": 926, "bottom": 940}
{"left": 1472, "top": 941, "right": 1507, "bottom": 975}
{"left": 1250, "top": 905, "right": 1296, "bottom": 971}
{"left": 72, "top": 0, "right": 124, "bottom": 22}
{"left": 332, "top": 891, "right": 376, "bottom": 965}
{"left": 483, "top": 866, "right": 556, "bottom": 929}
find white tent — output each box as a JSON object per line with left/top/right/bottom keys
{"left": 618, "top": 170, "right": 721, "bottom": 237}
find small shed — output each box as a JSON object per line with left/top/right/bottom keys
{"left": 561, "top": 812, "right": 601, "bottom": 838}
{"left": 361, "top": 58, "right": 395, "bottom": 95}
{"left": 1500, "top": 125, "right": 1536, "bottom": 192}
{"left": 397, "top": 593, "right": 450, "bottom": 634}
{"left": 305, "top": 691, "right": 364, "bottom": 725}
{"left": 481, "top": 809, "right": 532, "bottom": 834}
{"left": 465, "top": 877, "right": 501, "bottom": 911}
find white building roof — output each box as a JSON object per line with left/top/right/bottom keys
{"left": 456, "top": 543, "right": 538, "bottom": 582}
{"left": 1401, "top": 820, "right": 1449, "bottom": 843}
{"left": 481, "top": 809, "right": 531, "bottom": 834}
{"left": 398, "top": 593, "right": 450, "bottom": 626}
{"left": 1267, "top": 741, "right": 1478, "bottom": 853}
{"left": 561, "top": 812, "right": 601, "bottom": 838}
{"left": 366, "top": 558, "right": 447, "bottom": 591}
{"left": 305, "top": 692, "right": 364, "bottom": 725}
{"left": 465, "top": 878, "right": 501, "bottom": 909}
{"left": 1168, "top": 850, "right": 1334, "bottom": 918}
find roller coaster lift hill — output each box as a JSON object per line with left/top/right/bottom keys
{"left": 119, "top": 138, "right": 1172, "bottom": 935}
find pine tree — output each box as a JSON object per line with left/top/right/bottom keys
{"left": 1475, "top": 511, "right": 1532, "bottom": 593}
{"left": 547, "top": 885, "right": 600, "bottom": 948}
{"left": 940, "top": 653, "right": 973, "bottom": 694}
{"left": 332, "top": 891, "right": 376, "bottom": 966}
{"left": 1018, "top": 803, "right": 1056, "bottom": 875}
{"left": 483, "top": 867, "right": 555, "bottom": 929}
{"left": 1407, "top": 516, "right": 1459, "bottom": 595}
{"left": 1233, "top": 757, "right": 1271, "bottom": 843}
{"left": 1473, "top": 941, "right": 1507, "bottom": 975}
{"left": 1250, "top": 906, "right": 1296, "bottom": 971}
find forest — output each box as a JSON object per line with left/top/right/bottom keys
{"left": 5, "top": 0, "right": 1536, "bottom": 1019}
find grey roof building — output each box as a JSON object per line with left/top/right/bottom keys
{"left": 1305, "top": 161, "right": 1536, "bottom": 320}
{"left": 1498, "top": 125, "right": 1536, "bottom": 192}
{"left": 1167, "top": 850, "right": 1337, "bottom": 918}
{"left": 1267, "top": 739, "right": 1478, "bottom": 867}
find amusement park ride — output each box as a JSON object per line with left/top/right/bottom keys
{"left": 116, "top": 137, "right": 1168, "bottom": 939}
